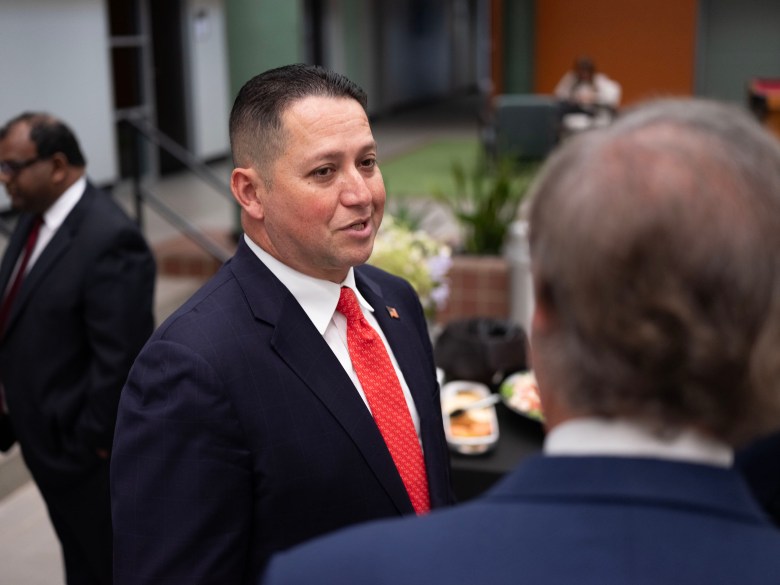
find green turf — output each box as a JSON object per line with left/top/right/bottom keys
{"left": 379, "top": 138, "right": 482, "bottom": 199}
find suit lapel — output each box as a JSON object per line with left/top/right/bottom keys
{"left": 356, "top": 274, "right": 451, "bottom": 505}
{"left": 4, "top": 185, "right": 91, "bottom": 335}
{"left": 357, "top": 276, "right": 438, "bottom": 424}
{"left": 0, "top": 214, "right": 34, "bottom": 293}
{"left": 231, "top": 243, "right": 415, "bottom": 514}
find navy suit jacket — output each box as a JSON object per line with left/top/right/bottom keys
{"left": 263, "top": 455, "right": 780, "bottom": 585}
{"left": 0, "top": 181, "right": 155, "bottom": 491}
{"left": 111, "top": 238, "right": 454, "bottom": 584}
{"left": 737, "top": 430, "right": 780, "bottom": 525}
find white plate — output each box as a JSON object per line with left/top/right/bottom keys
{"left": 499, "top": 371, "right": 544, "bottom": 422}
{"left": 440, "top": 380, "right": 499, "bottom": 455}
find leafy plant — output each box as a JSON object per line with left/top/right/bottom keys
{"left": 433, "top": 154, "right": 538, "bottom": 255}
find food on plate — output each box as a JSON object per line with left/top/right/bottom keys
{"left": 440, "top": 381, "right": 499, "bottom": 454}
{"left": 444, "top": 389, "right": 495, "bottom": 438}
{"left": 500, "top": 371, "right": 544, "bottom": 421}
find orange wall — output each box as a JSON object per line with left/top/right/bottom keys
{"left": 534, "top": 0, "right": 698, "bottom": 106}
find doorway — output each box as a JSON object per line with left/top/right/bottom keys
{"left": 108, "top": 0, "right": 189, "bottom": 177}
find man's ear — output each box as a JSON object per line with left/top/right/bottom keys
{"left": 230, "top": 167, "right": 265, "bottom": 220}
{"left": 49, "top": 153, "right": 70, "bottom": 184}
{"left": 531, "top": 275, "right": 557, "bottom": 336}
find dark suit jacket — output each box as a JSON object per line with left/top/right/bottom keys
{"left": 0, "top": 181, "right": 156, "bottom": 491}
{"left": 111, "top": 238, "right": 454, "bottom": 584}
{"left": 737, "top": 430, "right": 780, "bottom": 525}
{"left": 263, "top": 455, "right": 780, "bottom": 585}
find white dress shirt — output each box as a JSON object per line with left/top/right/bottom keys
{"left": 4, "top": 175, "right": 85, "bottom": 295}
{"left": 243, "top": 235, "right": 423, "bottom": 438}
{"left": 28, "top": 175, "right": 86, "bottom": 270}
{"left": 544, "top": 417, "right": 733, "bottom": 467}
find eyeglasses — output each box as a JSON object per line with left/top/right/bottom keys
{"left": 0, "top": 157, "right": 45, "bottom": 176}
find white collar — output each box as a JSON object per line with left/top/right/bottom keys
{"left": 544, "top": 417, "right": 733, "bottom": 467}
{"left": 43, "top": 175, "right": 86, "bottom": 230}
{"left": 243, "top": 234, "right": 374, "bottom": 334}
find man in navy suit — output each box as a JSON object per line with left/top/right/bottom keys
{"left": 262, "top": 98, "right": 780, "bottom": 585}
{"left": 0, "top": 113, "right": 156, "bottom": 584}
{"left": 110, "top": 64, "right": 453, "bottom": 584}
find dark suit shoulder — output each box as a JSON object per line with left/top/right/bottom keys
{"left": 152, "top": 263, "right": 249, "bottom": 344}
{"left": 77, "top": 183, "right": 147, "bottom": 235}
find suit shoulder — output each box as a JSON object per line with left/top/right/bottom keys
{"left": 153, "top": 266, "right": 244, "bottom": 341}
{"left": 84, "top": 185, "right": 141, "bottom": 228}
{"left": 72, "top": 186, "right": 150, "bottom": 249}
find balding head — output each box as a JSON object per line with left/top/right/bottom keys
{"left": 528, "top": 98, "right": 780, "bottom": 445}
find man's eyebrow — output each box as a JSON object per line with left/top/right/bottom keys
{"left": 308, "top": 141, "right": 378, "bottom": 162}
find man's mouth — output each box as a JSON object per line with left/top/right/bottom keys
{"left": 344, "top": 218, "right": 370, "bottom": 231}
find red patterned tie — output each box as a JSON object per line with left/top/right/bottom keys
{"left": 0, "top": 215, "right": 43, "bottom": 337}
{"left": 337, "top": 286, "right": 430, "bottom": 514}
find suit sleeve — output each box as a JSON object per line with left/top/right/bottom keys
{"left": 111, "top": 338, "right": 254, "bottom": 585}
{"left": 75, "top": 226, "right": 155, "bottom": 451}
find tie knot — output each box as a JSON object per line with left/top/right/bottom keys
{"left": 336, "top": 287, "right": 363, "bottom": 323}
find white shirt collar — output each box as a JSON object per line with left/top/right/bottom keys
{"left": 42, "top": 175, "right": 86, "bottom": 230}
{"left": 243, "top": 234, "right": 374, "bottom": 334}
{"left": 544, "top": 417, "right": 733, "bottom": 467}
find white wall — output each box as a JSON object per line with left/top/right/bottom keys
{"left": 185, "top": 0, "right": 231, "bottom": 160}
{"left": 0, "top": 0, "right": 117, "bottom": 185}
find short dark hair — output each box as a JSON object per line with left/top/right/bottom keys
{"left": 229, "top": 64, "right": 368, "bottom": 175}
{"left": 0, "top": 112, "right": 86, "bottom": 167}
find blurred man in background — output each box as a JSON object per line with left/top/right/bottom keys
{"left": 0, "top": 112, "right": 156, "bottom": 584}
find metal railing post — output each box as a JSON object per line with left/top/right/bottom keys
{"left": 117, "top": 115, "right": 235, "bottom": 264}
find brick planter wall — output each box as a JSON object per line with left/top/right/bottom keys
{"left": 154, "top": 230, "right": 237, "bottom": 278}
{"left": 435, "top": 255, "right": 510, "bottom": 325}
{"left": 153, "top": 236, "right": 512, "bottom": 329}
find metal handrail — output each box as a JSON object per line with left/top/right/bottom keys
{"left": 137, "top": 184, "right": 232, "bottom": 263}
{"left": 119, "top": 115, "right": 236, "bottom": 264}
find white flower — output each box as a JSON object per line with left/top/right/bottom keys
{"left": 369, "top": 216, "right": 452, "bottom": 318}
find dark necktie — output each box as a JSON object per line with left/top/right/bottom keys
{"left": 337, "top": 286, "right": 430, "bottom": 514}
{"left": 0, "top": 215, "right": 43, "bottom": 336}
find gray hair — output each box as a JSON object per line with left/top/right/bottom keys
{"left": 528, "top": 98, "right": 780, "bottom": 446}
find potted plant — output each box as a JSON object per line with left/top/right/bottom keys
{"left": 430, "top": 154, "right": 538, "bottom": 325}
{"left": 433, "top": 154, "right": 537, "bottom": 255}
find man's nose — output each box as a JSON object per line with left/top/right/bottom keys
{"left": 340, "top": 168, "right": 374, "bottom": 205}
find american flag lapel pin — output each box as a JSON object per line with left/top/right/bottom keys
{"left": 386, "top": 306, "right": 400, "bottom": 319}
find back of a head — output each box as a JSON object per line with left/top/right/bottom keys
{"left": 528, "top": 98, "right": 780, "bottom": 446}
{"left": 229, "top": 63, "right": 368, "bottom": 171}
{"left": 0, "top": 112, "right": 86, "bottom": 167}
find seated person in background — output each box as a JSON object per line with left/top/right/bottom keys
{"left": 554, "top": 55, "right": 621, "bottom": 133}
{"left": 262, "top": 97, "right": 780, "bottom": 585}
